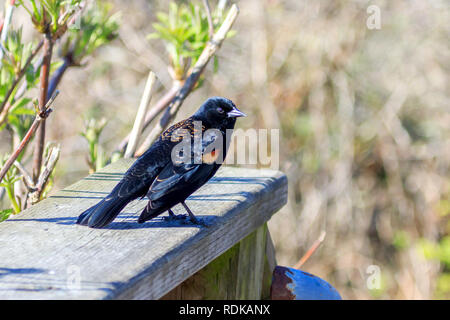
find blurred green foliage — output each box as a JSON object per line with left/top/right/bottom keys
{"left": 0, "top": 208, "right": 12, "bottom": 222}
{"left": 148, "top": 1, "right": 234, "bottom": 80}
{"left": 392, "top": 230, "right": 410, "bottom": 251}
{"left": 0, "top": 0, "right": 119, "bottom": 218}
{"left": 16, "top": 0, "right": 82, "bottom": 34}
{"left": 0, "top": 27, "right": 39, "bottom": 111}
{"left": 1, "top": 0, "right": 447, "bottom": 301}
{"left": 419, "top": 234, "right": 450, "bottom": 299}
{"left": 60, "top": 1, "right": 120, "bottom": 65}
{"left": 0, "top": 156, "right": 21, "bottom": 214}
{"left": 80, "top": 117, "right": 107, "bottom": 174}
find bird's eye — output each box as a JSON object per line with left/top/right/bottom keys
{"left": 216, "top": 107, "right": 224, "bottom": 114}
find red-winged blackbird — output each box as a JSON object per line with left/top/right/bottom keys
{"left": 76, "top": 97, "right": 246, "bottom": 228}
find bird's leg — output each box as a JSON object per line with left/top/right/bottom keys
{"left": 181, "top": 201, "right": 206, "bottom": 226}
{"left": 163, "top": 208, "right": 187, "bottom": 221}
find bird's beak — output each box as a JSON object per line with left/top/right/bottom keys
{"left": 227, "top": 106, "right": 246, "bottom": 118}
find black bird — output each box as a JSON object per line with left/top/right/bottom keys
{"left": 76, "top": 97, "right": 246, "bottom": 228}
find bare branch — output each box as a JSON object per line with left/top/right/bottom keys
{"left": 43, "top": 89, "right": 60, "bottom": 110}
{"left": 202, "top": 0, "right": 214, "bottom": 38}
{"left": 135, "top": 4, "right": 239, "bottom": 157}
{"left": 32, "top": 32, "right": 53, "bottom": 183}
{"left": 124, "top": 71, "right": 156, "bottom": 158}
{"left": 32, "top": 143, "right": 60, "bottom": 203}
{"left": 293, "top": 231, "right": 326, "bottom": 269}
{"left": 115, "top": 83, "right": 180, "bottom": 154}
{"left": 24, "top": 143, "right": 60, "bottom": 206}
{"left": 0, "top": 90, "right": 59, "bottom": 184}
{"left": 0, "top": 101, "right": 12, "bottom": 127}
{"left": 14, "top": 160, "right": 34, "bottom": 189}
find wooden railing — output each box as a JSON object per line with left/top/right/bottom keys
{"left": 0, "top": 158, "right": 287, "bottom": 299}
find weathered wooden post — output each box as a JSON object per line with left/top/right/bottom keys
{"left": 0, "top": 158, "right": 287, "bottom": 299}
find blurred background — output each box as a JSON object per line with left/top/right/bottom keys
{"left": 1, "top": 0, "right": 449, "bottom": 299}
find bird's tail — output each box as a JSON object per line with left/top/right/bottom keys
{"left": 76, "top": 195, "right": 130, "bottom": 228}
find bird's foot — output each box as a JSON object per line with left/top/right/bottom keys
{"left": 163, "top": 213, "right": 188, "bottom": 221}
{"left": 165, "top": 207, "right": 210, "bottom": 227}
{"left": 180, "top": 202, "right": 210, "bottom": 227}
{"left": 163, "top": 214, "right": 209, "bottom": 227}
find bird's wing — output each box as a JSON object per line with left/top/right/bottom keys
{"left": 147, "top": 129, "right": 223, "bottom": 202}
{"left": 77, "top": 117, "right": 208, "bottom": 228}
{"left": 112, "top": 140, "right": 169, "bottom": 200}
{"left": 115, "top": 118, "right": 203, "bottom": 199}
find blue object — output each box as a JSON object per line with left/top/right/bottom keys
{"left": 271, "top": 266, "right": 342, "bottom": 300}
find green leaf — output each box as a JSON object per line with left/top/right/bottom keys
{"left": 0, "top": 209, "right": 13, "bottom": 222}
{"left": 60, "top": 1, "right": 120, "bottom": 64}
{"left": 147, "top": 32, "right": 160, "bottom": 40}
{"left": 10, "top": 97, "right": 33, "bottom": 114}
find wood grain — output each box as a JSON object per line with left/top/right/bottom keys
{"left": 161, "top": 223, "right": 276, "bottom": 300}
{"left": 0, "top": 158, "right": 287, "bottom": 299}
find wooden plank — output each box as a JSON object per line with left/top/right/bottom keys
{"left": 161, "top": 223, "right": 273, "bottom": 300}
{"left": 0, "top": 158, "right": 287, "bottom": 299}
{"left": 235, "top": 224, "right": 266, "bottom": 299}
{"left": 161, "top": 235, "right": 240, "bottom": 300}
{"left": 261, "top": 229, "right": 277, "bottom": 300}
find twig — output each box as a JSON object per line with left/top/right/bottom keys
{"left": 14, "top": 160, "right": 34, "bottom": 190}
{"left": 29, "top": 143, "right": 60, "bottom": 205}
{"left": 134, "top": 4, "right": 239, "bottom": 157}
{"left": 293, "top": 231, "right": 326, "bottom": 269}
{"left": 0, "top": 40, "right": 44, "bottom": 116}
{"left": 202, "top": 0, "right": 214, "bottom": 38}
{"left": 115, "top": 83, "right": 180, "bottom": 154}
{"left": 8, "top": 54, "right": 44, "bottom": 104}
{"left": 140, "top": 84, "right": 181, "bottom": 131}
{"left": 32, "top": 31, "right": 53, "bottom": 183}
{"left": 0, "top": 91, "right": 59, "bottom": 184}
{"left": 0, "top": 101, "right": 12, "bottom": 127}
{"left": 2, "top": 2, "right": 83, "bottom": 124}
{"left": 0, "top": 0, "right": 16, "bottom": 67}
{"left": 38, "top": 143, "right": 60, "bottom": 189}
{"left": 42, "top": 89, "right": 60, "bottom": 111}
{"left": 14, "top": 159, "right": 34, "bottom": 208}
{"left": 16, "top": 143, "right": 61, "bottom": 207}
{"left": 124, "top": 71, "right": 156, "bottom": 158}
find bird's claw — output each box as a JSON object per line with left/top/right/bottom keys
{"left": 166, "top": 215, "right": 209, "bottom": 227}
{"left": 164, "top": 209, "right": 209, "bottom": 227}
{"left": 163, "top": 214, "right": 188, "bottom": 221}
{"left": 189, "top": 217, "right": 210, "bottom": 227}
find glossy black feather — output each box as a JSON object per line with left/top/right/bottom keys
{"left": 76, "top": 97, "right": 244, "bottom": 228}
{"left": 137, "top": 118, "right": 235, "bottom": 223}
{"left": 76, "top": 121, "right": 194, "bottom": 228}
